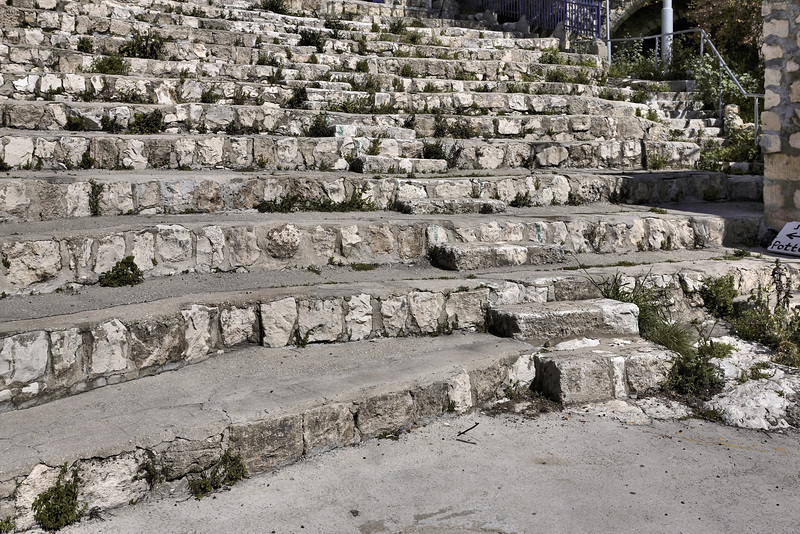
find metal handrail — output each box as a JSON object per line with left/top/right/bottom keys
{"left": 605, "top": 28, "right": 764, "bottom": 145}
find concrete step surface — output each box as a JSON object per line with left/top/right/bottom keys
{"left": 0, "top": 333, "right": 534, "bottom": 530}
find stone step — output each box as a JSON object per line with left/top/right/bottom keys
{"left": 531, "top": 336, "right": 673, "bottom": 404}
{"left": 0, "top": 129, "right": 701, "bottom": 172}
{"left": 430, "top": 242, "right": 566, "bottom": 270}
{"left": 0, "top": 169, "right": 764, "bottom": 224}
{"left": 487, "top": 298, "right": 639, "bottom": 341}
{"left": 351, "top": 154, "right": 448, "bottom": 173}
{"left": 0, "top": 202, "right": 762, "bottom": 294}
{"left": 0, "top": 333, "right": 535, "bottom": 531}
{"left": 0, "top": 274, "right": 524, "bottom": 409}
{"left": 395, "top": 197, "right": 507, "bottom": 214}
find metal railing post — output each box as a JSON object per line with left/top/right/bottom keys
{"left": 654, "top": 36, "right": 659, "bottom": 71}
{"left": 754, "top": 96, "right": 759, "bottom": 146}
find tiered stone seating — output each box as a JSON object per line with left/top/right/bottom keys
{"left": 0, "top": 0, "right": 773, "bottom": 527}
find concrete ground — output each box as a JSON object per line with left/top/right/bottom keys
{"left": 64, "top": 410, "right": 800, "bottom": 534}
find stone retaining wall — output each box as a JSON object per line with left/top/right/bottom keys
{"left": 761, "top": 0, "right": 800, "bottom": 229}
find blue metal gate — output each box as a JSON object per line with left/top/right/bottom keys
{"left": 466, "top": 0, "right": 602, "bottom": 38}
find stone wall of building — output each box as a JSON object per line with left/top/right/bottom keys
{"left": 762, "top": 1, "right": 800, "bottom": 230}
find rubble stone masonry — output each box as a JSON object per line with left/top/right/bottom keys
{"left": 762, "top": 1, "right": 800, "bottom": 229}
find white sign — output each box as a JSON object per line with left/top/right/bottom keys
{"left": 768, "top": 222, "right": 800, "bottom": 256}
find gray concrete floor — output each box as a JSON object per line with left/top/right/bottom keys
{"left": 64, "top": 410, "right": 800, "bottom": 534}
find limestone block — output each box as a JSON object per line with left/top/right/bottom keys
{"left": 408, "top": 291, "right": 445, "bottom": 334}
{"left": 411, "top": 381, "right": 448, "bottom": 421}
{"left": 266, "top": 224, "right": 301, "bottom": 259}
{"left": 535, "top": 353, "right": 615, "bottom": 404}
{"left": 196, "top": 137, "right": 224, "bottom": 166}
{"left": 0, "top": 331, "right": 48, "bottom": 385}
{"left": 368, "top": 224, "right": 395, "bottom": 255}
{"left": 194, "top": 180, "right": 223, "bottom": 212}
{"left": 14, "top": 464, "right": 60, "bottom": 531}
{"left": 4, "top": 239, "right": 61, "bottom": 289}
{"left": 128, "top": 317, "right": 184, "bottom": 370}
{"left": 220, "top": 306, "right": 259, "bottom": 347}
{"left": 94, "top": 234, "right": 126, "bottom": 274}
{"left": 65, "top": 182, "right": 91, "bottom": 218}
{"left": 196, "top": 225, "right": 225, "bottom": 272}
{"left": 226, "top": 226, "right": 260, "bottom": 267}
{"left": 230, "top": 415, "right": 303, "bottom": 472}
{"left": 131, "top": 231, "right": 155, "bottom": 272}
{"left": 381, "top": 295, "right": 409, "bottom": 337}
{"left": 397, "top": 226, "right": 423, "bottom": 258}
{"left": 303, "top": 404, "right": 358, "bottom": 455}
{"left": 339, "top": 225, "right": 362, "bottom": 258}
{"left": 625, "top": 348, "right": 672, "bottom": 397}
{"left": 445, "top": 288, "right": 489, "bottom": 329}
{"left": 91, "top": 319, "right": 129, "bottom": 375}
{"left": 181, "top": 305, "right": 218, "bottom": 363}
{"left": 50, "top": 328, "right": 84, "bottom": 378}
{"left": 345, "top": 293, "right": 373, "bottom": 341}
{"left": 356, "top": 391, "right": 414, "bottom": 438}
{"left": 3, "top": 137, "right": 34, "bottom": 167}
{"left": 156, "top": 224, "right": 192, "bottom": 265}
{"left": 496, "top": 244, "right": 528, "bottom": 266}
{"left": 175, "top": 139, "right": 196, "bottom": 167}
{"left": 536, "top": 146, "right": 568, "bottom": 167}
{"left": 77, "top": 452, "right": 149, "bottom": 511}
{"left": 469, "top": 363, "right": 506, "bottom": 404}
{"left": 447, "top": 370, "right": 473, "bottom": 414}
{"left": 121, "top": 139, "right": 148, "bottom": 170}
{"left": 598, "top": 299, "right": 639, "bottom": 335}
{"left": 260, "top": 297, "right": 297, "bottom": 348}
{"left": 509, "top": 352, "right": 536, "bottom": 386}
{"left": 298, "top": 298, "right": 344, "bottom": 343}
{"left": 157, "top": 436, "right": 223, "bottom": 480}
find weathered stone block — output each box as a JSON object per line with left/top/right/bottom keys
{"left": 345, "top": 293, "right": 373, "bottom": 341}
{"left": 220, "top": 305, "right": 259, "bottom": 347}
{"left": 181, "top": 305, "right": 218, "bottom": 363}
{"left": 230, "top": 415, "right": 303, "bottom": 472}
{"left": 356, "top": 391, "right": 414, "bottom": 438}
{"left": 157, "top": 436, "right": 223, "bottom": 480}
{"left": 0, "top": 330, "right": 49, "bottom": 385}
{"left": 129, "top": 317, "right": 184, "bottom": 370}
{"left": 408, "top": 291, "right": 445, "bottom": 333}
{"left": 411, "top": 381, "right": 448, "bottom": 421}
{"left": 91, "top": 319, "right": 129, "bottom": 375}
{"left": 77, "top": 452, "right": 149, "bottom": 511}
{"left": 303, "top": 404, "right": 357, "bottom": 455}
{"left": 380, "top": 295, "right": 409, "bottom": 337}
{"left": 298, "top": 298, "right": 344, "bottom": 343}
{"left": 534, "top": 353, "right": 615, "bottom": 404}
{"left": 266, "top": 224, "right": 301, "bottom": 259}
{"left": 260, "top": 297, "right": 297, "bottom": 348}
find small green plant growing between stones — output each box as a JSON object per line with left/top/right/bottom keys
{"left": 188, "top": 450, "right": 248, "bottom": 500}
{"left": 304, "top": 114, "right": 335, "bottom": 137}
{"left": 119, "top": 29, "right": 165, "bottom": 60}
{"left": 1, "top": 255, "right": 9, "bottom": 269}
{"left": 32, "top": 464, "right": 87, "bottom": 531}
{"left": 98, "top": 256, "right": 144, "bottom": 287}
{"left": 509, "top": 191, "right": 532, "bottom": 208}
{"left": 77, "top": 37, "right": 93, "bottom": 54}
{"left": 298, "top": 29, "right": 327, "bottom": 53}
{"left": 366, "top": 136, "right": 382, "bottom": 156}
{"left": 128, "top": 110, "right": 165, "bottom": 135}
{"left": 89, "top": 55, "right": 130, "bottom": 75}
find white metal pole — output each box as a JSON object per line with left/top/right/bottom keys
{"left": 661, "top": 0, "right": 673, "bottom": 63}
{"left": 606, "top": 0, "right": 611, "bottom": 64}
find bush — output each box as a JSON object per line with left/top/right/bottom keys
{"left": 664, "top": 347, "right": 724, "bottom": 397}
{"left": 399, "top": 64, "right": 415, "bottom": 78}
{"left": 298, "top": 30, "right": 327, "bottom": 53}
{"left": 128, "top": 110, "right": 165, "bottom": 135}
{"left": 32, "top": 465, "right": 86, "bottom": 531}
{"left": 286, "top": 86, "right": 307, "bottom": 108}
{"left": 697, "top": 124, "right": 761, "bottom": 172}
{"left": 699, "top": 274, "right": 738, "bottom": 318}
{"left": 253, "top": 0, "right": 289, "bottom": 14}
{"left": 76, "top": 37, "right": 93, "bottom": 54}
{"left": 98, "top": 256, "right": 144, "bottom": 287}
{"left": 304, "top": 114, "right": 334, "bottom": 137}
{"left": 119, "top": 29, "right": 165, "bottom": 60}
{"left": 422, "top": 140, "right": 445, "bottom": 159}
{"left": 90, "top": 55, "right": 130, "bottom": 75}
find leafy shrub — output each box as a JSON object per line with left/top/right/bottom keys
{"left": 252, "top": 0, "right": 289, "bottom": 14}
{"left": 664, "top": 346, "right": 724, "bottom": 397}
{"left": 254, "top": 184, "right": 375, "bottom": 213}
{"left": 128, "top": 110, "right": 165, "bottom": 134}
{"left": 286, "top": 86, "right": 307, "bottom": 108}
{"left": 387, "top": 18, "right": 406, "bottom": 34}
{"left": 697, "top": 124, "right": 761, "bottom": 172}
{"left": 298, "top": 30, "right": 327, "bottom": 53}
{"left": 32, "top": 464, "right": 86, "bottom": 531}
{"left": 90, "top": 55, "right": 130, "bottom": 75}
{"left": 119, "top": 29, "right": 165, "bottom": 60}
{"left": 200, "top": 87, "right": 220, "bottom": 104}
{"left": 355, "top": 59, "right": 369, "bottom": 73}
{"left": 98, "top": 256, "right": 144, "bottom": 287}
{"left": 399, "top": 64, "right": 415, "bottom": 78}
{"left": 304, "top": 114, "right": 334, "bottom": 137}
{"left": 65, "top": 116, "right": 87, "bottom": 131}
{"left": 76, "top": 37, "right": 93, "bottom": 54}
{"left": 699, "top": 274, "right": 737, "bottom": 318}
{"left": 422, "top": 140, "right": 445, "bottom": 159}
